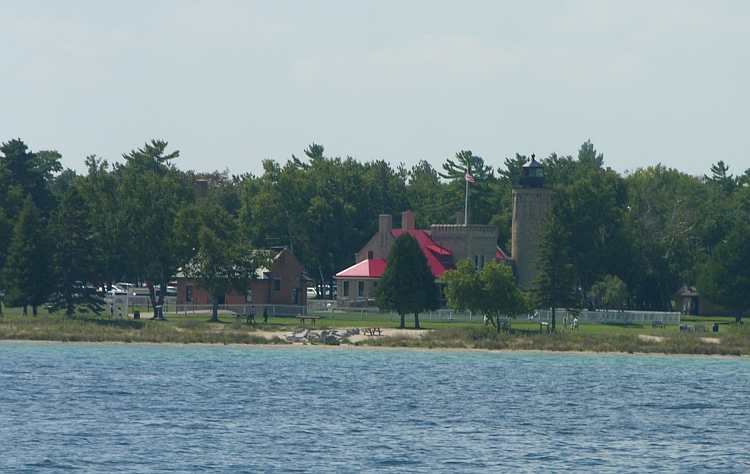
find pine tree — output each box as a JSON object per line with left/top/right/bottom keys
{"left": 2, "top": 197, "right": 51, "bottom": 315}
{"left": 47, "top": 186, "right": 103, "bottom": 317}
{"left": 0, "top": 208, "right": 10, "bottom": 315}
{"left": 376, "top": 234, "right": 440, "bottom": 329}
{"left": 533, "top": 216, "right": 577, "bottom": 332}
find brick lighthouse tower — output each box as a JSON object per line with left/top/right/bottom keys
{"left": 511, "top": 156, "right": 553, "bottom": 289}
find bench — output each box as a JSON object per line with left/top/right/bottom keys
{"left": 296, "top": 316, "right": 321, "bottom": 327}
{"left": 652, "top": 320, "right": 665, "bottom": 328}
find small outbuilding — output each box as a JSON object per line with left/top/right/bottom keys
{"left": 176, "top": 247, "right": 310, "bottom": 307}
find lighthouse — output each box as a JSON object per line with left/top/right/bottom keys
{"left": 511, "top": 156, "right": 553, "bottom": 289}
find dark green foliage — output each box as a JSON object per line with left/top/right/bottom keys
{"left": 0, "top": 139, "right": 62, "bottom": 218}
{"left": 118, "top": 140, "right": 192, "bottom": 317}
{"left": 0, "top": 135, "right": 749, "bottom": 325}
{"left": 443, "top": 260, "right": 528, "bottom": 332}
{"left": 178, "top": 195, "right": 264, "bottom": 321}
{"left": 698, "top": 219, "right": 750, "bottom": 321}
{"left": 0, "top": 208, "right": 10, "bottom": 314}
{"left": 376, "top": 234, "right": 440, "bottom": 328}
{"left": 705, "top": 160, "right": 736, "bottom": 194}
{"left": 2, "top": 198, "right": 51, "bottom": 315}
{"left": 589, "top": 275, "right": 629, "bottom": 310}
{"left": 533, "top": 214, "right": 577, "bottom": 332}
{"left": 47, "top": 187, "right": 104, "bottom": 317}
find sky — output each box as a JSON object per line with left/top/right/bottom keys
{"left": 2, "top": 1, "right": 749, "bottom": 177}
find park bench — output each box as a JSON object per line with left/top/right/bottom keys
{"left": 652, "top": 320, "right": 665, "bottom": 328}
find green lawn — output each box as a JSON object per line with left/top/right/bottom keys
{"left": 1, "top": 306, "right": 747, "bottom": 355}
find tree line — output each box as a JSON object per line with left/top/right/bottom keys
{"left": 0, "top": 137, "right": 747, "bottom": 319}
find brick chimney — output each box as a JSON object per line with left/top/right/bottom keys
{"left": 378, "top": 214, "right": 392, "bottom": 234}
{"left": 401, "top": 210, "right": 415, "bottom": 230}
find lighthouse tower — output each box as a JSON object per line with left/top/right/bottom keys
{"left": 511, "top": 156, "right": 553, "bottom": 289}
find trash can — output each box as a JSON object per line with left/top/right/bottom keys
{"left": 134, "top": 311, "right": 140, "bottom": 320}
{"left": 712, "top": 322, "right": 719, "bottom": 333}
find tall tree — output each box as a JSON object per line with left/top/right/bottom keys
{"left": 119, "top": 140, "right": 191, "bottom": 318}
{"left": 376, "top": 234, "right": 440, "bottom": 328}
{"left": 440, "top": 150, "right": 495, "bottom": 225}
{"left": 533, "top": 216, "right": 577, "bottom": 332}
{"left": 698, "top": 219, "right": 750, "bottom": 323}
{"left": 0, "top": 208, "right": 10, "bottom": 315}
{"left": 185, "top": 227, "right": 261, "bottom": 322}
{"left": 0, "top": 139, "right": 62, "bottom": 218}
{"left": 407, "top": 160, "right": 452, "bottom": 227}
{"left": 2, "top": 197, "right": 51, "bottom": 315}
{"left": 705, "top": 160, "right": 736, "bottom": 195}
{"left": 47, "top": 187, "right": 103, "bottom": 317}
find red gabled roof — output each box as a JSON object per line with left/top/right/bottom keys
{"left": 335, "top": 258, "right": 387, "bottom": 279}
{"left": 391, "top": 229, "right": 452, "bottom": 277}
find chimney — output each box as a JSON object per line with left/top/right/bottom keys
{"left": 402, "top": 210, "right": 415, "bottom": 230}
{"left": 378, "top": 214, "right": 392, "bottom": 234}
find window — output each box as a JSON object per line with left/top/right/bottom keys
{"left": 292, "top": 288, "right": 299, "bottom": 305}
{"left": 186, "top": 286, "right": 193, "bottom": 303}
{"left": 273, "top": 279, "right": 281, "bottom": 291}
{"left": 358, "top": 281, "right": 365, "bottom": 297}
{"left": 343, "top": 281, "right": 350, "bottom": 297}
{"left": 367, "top": 250, "right": 374, "bottom": 259}
{"left": 474, "top": 255, "right": 479, "bottom": 269}
{"left": 480, "top": 255, "right": 485, "bottom": 268}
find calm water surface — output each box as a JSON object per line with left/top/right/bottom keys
{"left": 0, "top": 342, "right": 749, "bottom": 473}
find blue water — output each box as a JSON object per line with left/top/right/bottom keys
{"left": 0, "top": 343, "right": 749, "bottom": 473}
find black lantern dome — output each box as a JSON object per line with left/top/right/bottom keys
{"left": 519, "top": 154, "right": 544, "bottom": 188}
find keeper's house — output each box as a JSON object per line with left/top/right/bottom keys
{"left": 335, "top": 210, "right": 507, "bottom": 304}
{"left": 176, "top": 247, "right": 310, "bottom": 307}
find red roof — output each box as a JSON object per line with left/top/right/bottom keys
{"left": 335, "top": 258, "right": 387, "bottom": 279}
{"left": 390, "top": 229, "right": 452, "bottom": 277}
{"left": 496, "top": 246, "right": 510, "bottom": 262}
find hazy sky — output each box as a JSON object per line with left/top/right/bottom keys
{"left": 2, "top": 1, "right": 749, "bottom": 177}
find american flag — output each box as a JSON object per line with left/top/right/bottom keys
{"left": 464, "top": 173, "right": 476, "bottom": 183}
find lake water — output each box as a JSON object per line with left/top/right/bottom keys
{"left": 1, "top": 342, "right": 749, "bottom": 473}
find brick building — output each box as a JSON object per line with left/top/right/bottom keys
{"left": 335, "top": 210, "right": 506, "bottom": 303}
{"left": 176, "top": 247, "right": 309, "bottom": 307}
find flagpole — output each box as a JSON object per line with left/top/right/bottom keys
{"left": 464, "top": 173, "right": 469, "bottom": 227}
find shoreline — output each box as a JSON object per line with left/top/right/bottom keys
{"left": 2, "top": 338, "right": 747, "bottom": 359}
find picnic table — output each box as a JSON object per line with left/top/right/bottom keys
{"left": 296, "top": 315, "right": 321, "bottom": 327}
{"left": 539, "top": 321, "right": 551, "bottom": 334}
{"left": 362, "top": 327, "right": 383, "bottom": 337}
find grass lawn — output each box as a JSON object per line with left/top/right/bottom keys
{"left": 1, "top": 306, "right": 747, "bottom": 355}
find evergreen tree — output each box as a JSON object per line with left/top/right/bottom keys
{"left": 47, "top": 187, "right": 103, "bottom": 317}
{"left": 2, "top": 197, "right": 51, "bottom": 315}
{"left": 533, "top": 216, "right": 577, "bottom": 332}
{"left": 706, "top": 160, "right": 736, "bottom": 194}
{"left": 376, "top": 234, "right": 440, "bottom": 328}
{"left": 119, "top": 140, "right": 191, "bottom": 318}
{"left": 0, "top": 208, "right": 10, "bottom": 315}
{"left": 698, "top": 219, "right": 750, "bottom": 323}
{"left": 440, "top": 150, "right": 495, "bottom": 225}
